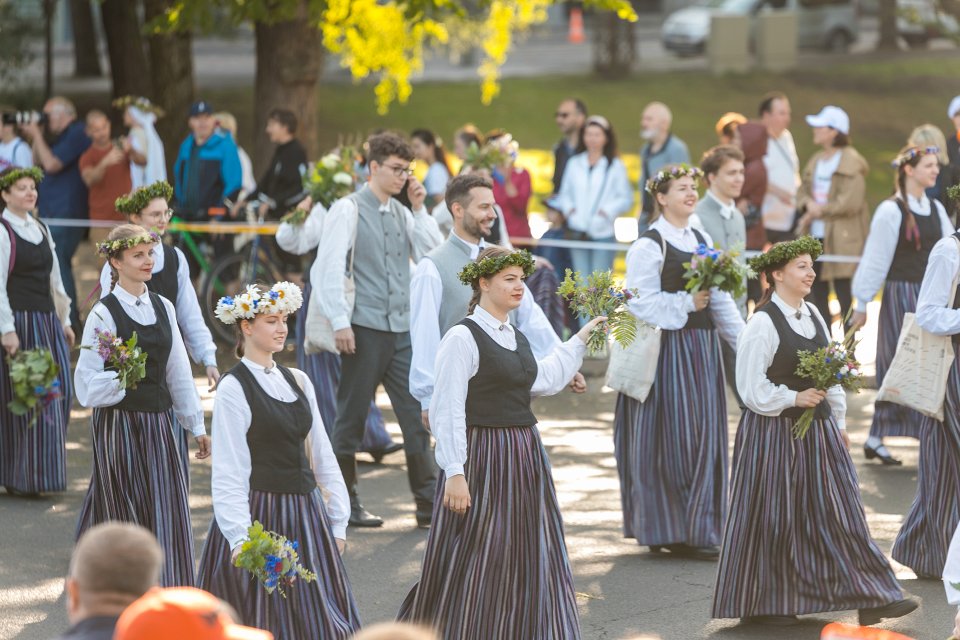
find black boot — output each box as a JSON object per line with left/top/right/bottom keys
{"left": 405, "top": 450, "right": 437, "bottom": 529}
{"left": 337, "top": 454, "right": 383, "bottom": 528}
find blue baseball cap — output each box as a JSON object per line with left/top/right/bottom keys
{"left": 189, "top": 100, "right": 214, "bottom": 117}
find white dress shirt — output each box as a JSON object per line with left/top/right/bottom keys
{"left": 554, "top": 153, "right": 634, "bottom": 239}
{"left": 408, "top": 231, "right": 562, "bottom": 410}
{"left": 74, "top": 283, "right": 205, "bottom": 435}
{"left": 211, "top": 359, "right": 350, "bottom": 549}
{"left": 0, "top": 209, "right": 71, "bottom": 334}
{"left": 313, "top": 192, "right": 443, "bottom": 331}
{"left": 761, "top": 129, "right": 800, "bottom": 232}
{"left": 624, "top": 216, "right": 744, "bottom": 348}
{"left": 98, "top": 244, "right": 217, "bottom": 367}
{"left": 944, "top": 523, "right": 960, "bottom": 605}
{"left": 736, "top": 292, "right": 847, "bottom": 429}
{"left": 916, "top": 234, "right": 960, "bottom": 336}
{"left": 852, "top": 194, "right": 953, "bottom": 312}
{"left": 431, "top": 305, "right": 586, "bottom": 478}
{"left": 276, "top": 202, "right": 326, "bottom": 256}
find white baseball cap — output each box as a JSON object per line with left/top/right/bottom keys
{"left": 805, "top": 106, "right": 850, "bottom": 135}
{"left": 949, "top": 95, "right": 960, "bottom": 119}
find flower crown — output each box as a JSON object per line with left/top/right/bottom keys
{"left": 748, "top": 236, "right": 823, "bottom": 275}
{"left": 112, "top": 95, "right": 165, "bottom": 118}
{"left": 115, "top": 181, "right": 173, "bottom": 216}
{"left": 96, "top": 231, "right": 161, "bottom": 258}
{"left": 891, "top": 146, "right": 939, "bottom": 169}
{"left": 645, "top": 164, "right": 703, "bottom": 195}
{"left": 0, "top": 167, "right": 43, "bottom": 191}
{"left": 458, "top": 250, "right": 535, "bottom": 286}
{"left": 214, "top": 282, "right": 303, "bottom": 325}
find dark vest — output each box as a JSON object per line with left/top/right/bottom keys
{"left": 3, "top": 218, "right": 54, "bottom": 312}
{"left": 758, "top": 301, "right": 831, "bottom": 420}
{"left": 224, "top": 362, "right": 315, "bottom": 494}
{"left": 886, "top": 198, "right": 944, "bottom": 283}
{"left": 146, "top": 244, "right": 180, "bottom": 303}
{"left": 99, "top": 292, "right": 172, "bottom": 413}
{"left": 644, "top": 228, "right": 713, "bottom": 330}
{"left": 459, "top": 318, "right": 539, "bottom": 428}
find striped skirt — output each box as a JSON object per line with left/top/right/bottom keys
{"left": 613, "top": 328, "right": 728, "bottom": 547}
{"left": 712, "top": 410, "right": 903, "bottom": 618}
{"left": 0, "top": 310, "right": 72, "bottom": 494}
{"left": 297, "top": 282, "right": 394, "bottom": 452}
{"left": 891, "top": 343, "right": 960, "bottom": 577}
{"left": 76, "top": 408, "right": 195, "bottom": 587}
{"left": 526, "top": 266, "right": 565, "bottom": 338}
{"left": 397, "top": 426, "right": 581, "bottom": 640}
{"left": 197, "top": 488, "right": 361, "bottom": 639}
{"left": 869, "top": 280, "right": 926, "bottom": 439}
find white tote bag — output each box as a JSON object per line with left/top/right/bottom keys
{"left": 304, "top": 199, "right": 358, "bottom": 355}
{"left": 875, "top": 236, "right": 960, "bottom": 421}
{"left": 605, "top": 234, "right": 665, "bottom": 402}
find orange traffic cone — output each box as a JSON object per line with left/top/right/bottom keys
{"left": 820, "top": 622, "right": 915, "bottom": 640}
{"left": 568, "top": 7, "right": 584, "bottom": 44}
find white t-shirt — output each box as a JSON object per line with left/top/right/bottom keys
{"left": 0, "top": 137, "right": 33, "bottom": 172}
{"left": 761, "top": 129, "right": 800, "bottom": 232}
{"left": 423, "top": 161, "right": 451, "bottom": 198}
{"left": 811, "top": 151, "right": 842, "bottom": 239}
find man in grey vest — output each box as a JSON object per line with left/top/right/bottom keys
{"left": 692, "top": 144, "right": 747, "bottom": 407}
{"left": 315, "top": 132, "right": 443, "bottom": 529}
{"left": 409, "top": 174, "right": 585, "bottom": 425}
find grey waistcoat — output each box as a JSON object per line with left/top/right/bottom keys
{"left": 694, "top": 195, "right": 747, "bottom": 318}
{"left": 350, "top": 186, "right": 412, "bottom": 333}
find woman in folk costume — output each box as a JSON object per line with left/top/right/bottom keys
{"left": 614, "top": 165, "right": 743, "bottom": 560}
{"left": 0, "top": 167, "right": 74, "bottom": 496}
{"left": 75, "top": 224, "right": 209, "bottom": 587}
{"left": 890, "top": 229, "right": 960, "bottom": 579}
{"left": 198, "top": 282, "right": 361, "bottom": 639}
{"left": 398, "top": 247, "right": 603, "bottom": 639}
{"left": 712, "top": 237, "right": 917, "bottom": 627}
{"left": 850, "top": 145, "right": 953, "bottom": 465}
{"left": 114, "top": 95, "right": 167, "bottom": 190}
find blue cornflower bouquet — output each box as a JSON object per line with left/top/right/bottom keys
{"left": 234, "top": 521, "right": 317, "bottom": 597}
{"left": 793, "top": 329, "right": 863, "bottom": 439}
{"left": 682, "top": 243, "right": 752, "bottom": 300}
{"left": 6, "top": 348, "right": 61, "bottom": 428}
{"left": 557, "top": 269, "right": 640, "bottom": 353}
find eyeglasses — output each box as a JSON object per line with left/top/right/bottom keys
{"left": 140, "top": 208, "right": 174, "bottom": 221}
{"left": 382, "top": 163, "right": 414, "bottom": 178}
{"left": 555, "top": 112, "right": 572, "bottom": 119}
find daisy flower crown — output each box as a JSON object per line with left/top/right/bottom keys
{"left": 748, "top": 236, "right": 823, "bottom": 275}
{"left": 891, "top": 146, "right": 939, "bottom": 169}
{"left": 112, "top": 95, "right": 165, "bottom": 117}
{"left": 96, "top": 231, "right": 161, "bottom": 258}
{"left": 0, "top": 167, "right": 43, "bottom": 191}
{"left": 215, "top": 282, "right": 303, "bottom": 325}
{"left": 115, "top": 181, "right": 173, "bottom": 216}
{"left": 645, "top": 164, "right": 703, "bottom": 195}
{"left": 458, "top": 250, "right": 535, "bottom": 286}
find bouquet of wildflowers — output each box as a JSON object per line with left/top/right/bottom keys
{"left": 82, "top": 327, "right": 147, "bottom": 390}
{"left": 462, "top": 140, "right": 512, "bottom": 172}
{"left": 298, "top": 147, "right": 359, "bottom": 212}
{"left": 234, "top": 521, "right": 316, "bottom": 597}
{"left": 682, "top": 243, "right": 752, "bottom": 300}
{"left": 557, "top": 269, "right": 641, "bottom": 353}
{"left": 6, "top": 348, "right": 61, "bottom": 427}
{"left": 792, "top": 324, "right": 863, "bottom": 438}
{"left": 947, "top": 184, "right": 960, "bottom": 204}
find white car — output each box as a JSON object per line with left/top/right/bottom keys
{"left": 898, "top": 0, "right": 959, "bottom": 48}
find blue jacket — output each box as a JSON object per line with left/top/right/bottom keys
{"left": 173, "top": 130, "right": 242, "bottom": 219}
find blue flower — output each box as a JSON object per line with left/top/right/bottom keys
{"left": 825, "top": 357, "right": 831, "bottom": 363}
{"left": 269, "top": 290, "right": 280, "bottom": 300}
{"left": 836, "top": 372, "right": 843, "bottom": 380}
{"left": 34, "top": 385, "right": 45, "bottom": 394}
{"left": 290, "top": 540, "right": 299, "bottom": 551}
{"left": 222, "top": 296, "right": 234, "bottom": 305}
{"left": 51, "top": 379, "right": 61, "bottom": 388}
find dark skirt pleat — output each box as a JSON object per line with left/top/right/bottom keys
{"left": 613, "top": 328, "right": 728, "bottom": 546}
{"left": 712, "top": 410, "right": 903, "bottom": 618}
{"left": 398, "top": 426, "right": 581, "bottom": 640}
{"left": 76, "top": 408, "right": 195, "bottom": 587}
{"left": 892, "top": 344, "right": 960, "bottom": 576}
{"left": 0, "top": 310, "right": 72, "bottom": 493}
{"left": 297, "top": 282, "right": 394, "bottom": 451}
{"left": 869, "top": 280, "right": 926, "bottom": 439}
{"left": 525, "top": 266, "right": 565, "bottom": 338}
{"left": 197, "top": 488, "right": 361, "bottom": 639}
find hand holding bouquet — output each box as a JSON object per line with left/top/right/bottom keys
{"left": 792, "top": 326, "right": 863, "bottom": 438}
{"left": 234, "top": 521, "right": 316, "bottom": 597}
{"left": 682, "top": 243, "right": 752, "bottom": 300}
{"left": 301, "top": 147, "right": 359, "bottom": 210}
{"left": 557, "top": 269, "right": 641, "bottom": 353}
{"left": 82, "top": 327, "right": 147, "bottom": 390}
{"left": 6, "top": 348, "right": 61, "bottom": 427}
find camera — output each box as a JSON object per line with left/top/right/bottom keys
{"left": 1, "top": 111, "right": 47, "bottom": 126}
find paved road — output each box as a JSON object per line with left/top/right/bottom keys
{"left": 0, "top": 354, "right": 952, "bottom": 640}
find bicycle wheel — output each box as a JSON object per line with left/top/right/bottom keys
{"left": 200, "top": 250, "right": 284, "bottom": 344}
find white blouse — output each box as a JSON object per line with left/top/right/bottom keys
{"left": 211, "top": 359, "right": 349, "bottom": 549}
{"left": 0, "top": 209, "right": 71, "bottom": 334}
{"left": 98, "top": 244, "right": 217, "bottom": 368}
{"left": 431, "top": 305, "right": 586, "bottom": 478}
{"left": 944, "top": 522, "right": 960, "bottom": 605}
{"left": 736, "top": 292, "right": 846, "bottom": 429}
{"left": 625, "top": 216, "right": 744, "bottom": 348}
{"left": 74, "top": 283, "right": 205, "bottom": 435}
{"left": 851, "top": 194, "right": 952, "bottom": 312}
{"left": 916, "top": 234, "right": 960, "bottom": 336}
{"left": 275, "top": 202, "right": 326, "bottom": 256}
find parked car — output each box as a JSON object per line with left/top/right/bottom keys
{"left": 662, "top": 0, "right": 859, "bottom": 55}
{"left": 898, "top": 0, "right": 959, "bottom": 48}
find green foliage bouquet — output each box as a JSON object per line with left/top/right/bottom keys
{"left": 682, "top": 243, "right": 752, "bottom": 299}
{"left": 6, "top": 348, "right": 61, "bottom": 427}
{"left": 82, "top": 327, "right": 147, "bottom": 390}
{"left": 234, "top": 521, "right": 317, "bottom": 597}
{"left": 793, "top": 325, "right": 863, "bottom": 438}
{"left": 298, "top": 148, "right": 359, "bottom": 212}
{"left": 462, "top": 140, "right": 511, "bottom": 172}
{"left": 557, "top": 269, "right": 640, "bottom": 353}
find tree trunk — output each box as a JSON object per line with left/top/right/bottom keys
{"left": 43, "top": 0, "right": 55, "bottom": 99}
{"left": 100, "top": 0, "right": 151, "bottom": 97}
{"left": 69, "top": 0, "right": 102, "bottom": 77}
{"left": 876, "top": 0, "right": 900, "bottom": 51}
{"left": 592, "top": 12, "right": 636, "bottom": 78}
{"left": 144, "top": 0, "right": 195, "bottom": 179}
{"left": 253, "top": 0, "right": 323, "bottom": 172}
